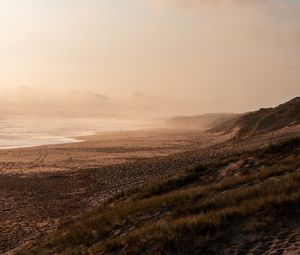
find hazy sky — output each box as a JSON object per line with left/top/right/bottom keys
{"left": 0, "top": 0, "right": 299, "bottom": 117}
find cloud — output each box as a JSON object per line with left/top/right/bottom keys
{"left": 0, "top": 85, "right": 198, "bottom": 118}
{"left": 19, "top": 85, "right": 32, "bottom": 91}
{"left": 0, "top": 87, "right": 113, "bottom": 117}
{"left": 293, "top": 28, "right": 300, "bottom": 43}
{"left": 150, "top": 0, "right": 300, "bottom": 46}
{"left": 133, "top": 90, "right": 144, "bottom": 98}
{"left": 148, "top": 0, "right": 269, "bottom": 9}
{"left": 94, "top": 93, "right": 107, "bottom": 100}
{"left": 283, "top": 64, "right": 297, "bottom": 71}
{"left": 148, "top": 0, "right": 300, "bottom": 15}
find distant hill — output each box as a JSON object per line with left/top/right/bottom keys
{"left": 210, "top": 97, "right": 300, "bottom": 138}
{"left": 165, "top": 113, "right": 239, "bottom": 130}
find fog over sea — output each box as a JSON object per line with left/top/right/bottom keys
{"left": 0, "top": 117, "right": 146, "bottom": 149}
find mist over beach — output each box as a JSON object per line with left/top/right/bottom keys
{"left": 0, "top": 117, "right": 150, "bottom": 149}
{"left": 1, "top": 1, "right": 300, "bottom": 254}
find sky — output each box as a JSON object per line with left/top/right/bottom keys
{"left": 0, "top": 0, "right": 300, "bottom": 118}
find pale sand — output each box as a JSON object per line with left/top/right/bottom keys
{"left": 0, "top": 129, "right": 223, "bottom": 175}
{"left": 0, "top": 129, "right": 226, "bottom": 254}
{"left": 1, "top": 127, "right": 299, "bottom": 254}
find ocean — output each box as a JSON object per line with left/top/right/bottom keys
{"left": 0, "top": 117, "right": 145, "bottom": 149}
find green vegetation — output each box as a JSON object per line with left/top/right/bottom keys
{"left": 20, "top": 138, "right": 300, "bottom": 255}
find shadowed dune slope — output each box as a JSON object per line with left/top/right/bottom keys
{"left": 165, "top": 113, "right": 239, "bottom": 130}
{"left": 19, "top": 138, "right": 300, "bottom": 255}
{"left": 210, "top": 97, "right": 300, "bottom": 138}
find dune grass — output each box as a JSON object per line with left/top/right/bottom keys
{"left": 19, "top": 138, "right": 300, "bottom": 255}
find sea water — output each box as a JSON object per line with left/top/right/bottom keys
{"left": 0, "top": 117, "right": 145, "bottom": 149}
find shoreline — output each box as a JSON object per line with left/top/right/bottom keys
{"left": 0, "top": 116, "right": 153, "bottom": 151}
{"left": 0, "top": 129, "right": 220, "bottom": 175}
{"left": 0, "top": 138, "right": 83, "bottom": 151}
{"left": 0, "top": 128, "right": 221, "bottom": 253}
{"left": 1, "top": 127, "right": 299, "bottom": 253}
{"left": 0, "top": 128, "right": 167, "bottom": 151}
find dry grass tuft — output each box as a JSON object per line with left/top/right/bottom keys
{"left": 19, "top": 138, "right": 300, "bottom": 255}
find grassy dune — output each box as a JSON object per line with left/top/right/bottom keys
{"left": 20, "top": 138, "right": 300, "bottom": 255}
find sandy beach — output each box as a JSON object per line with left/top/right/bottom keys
{"left": 0, "top": 129, "right": 226, "bottom": 254}
{"left": 2, "top": 1, "right": 299, "bottom": 253}
{"left": 1, "top": 126, "right": 299, "bottom": 254}
{"left": 0, "top": 129, "right": 221, "bottom": 175}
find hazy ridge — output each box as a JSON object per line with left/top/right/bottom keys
{"left": 166, "top": 97, "right": 300, "bottom": 139}
{"left": 210, "top": 97, "right": 300, "bottom": 138}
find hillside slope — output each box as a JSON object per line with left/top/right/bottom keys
{"left": 165, "top": 113, "right": 239, "bottom": 130}
{"left": 210, "top": 97, "right": 300, "bottom": 138}
{"left": 20, "top": 138, "right": 300, "bottom": 255}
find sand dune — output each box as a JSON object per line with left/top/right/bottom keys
{"left": 1, "top": 126, "right": 300, "bottom": 254}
